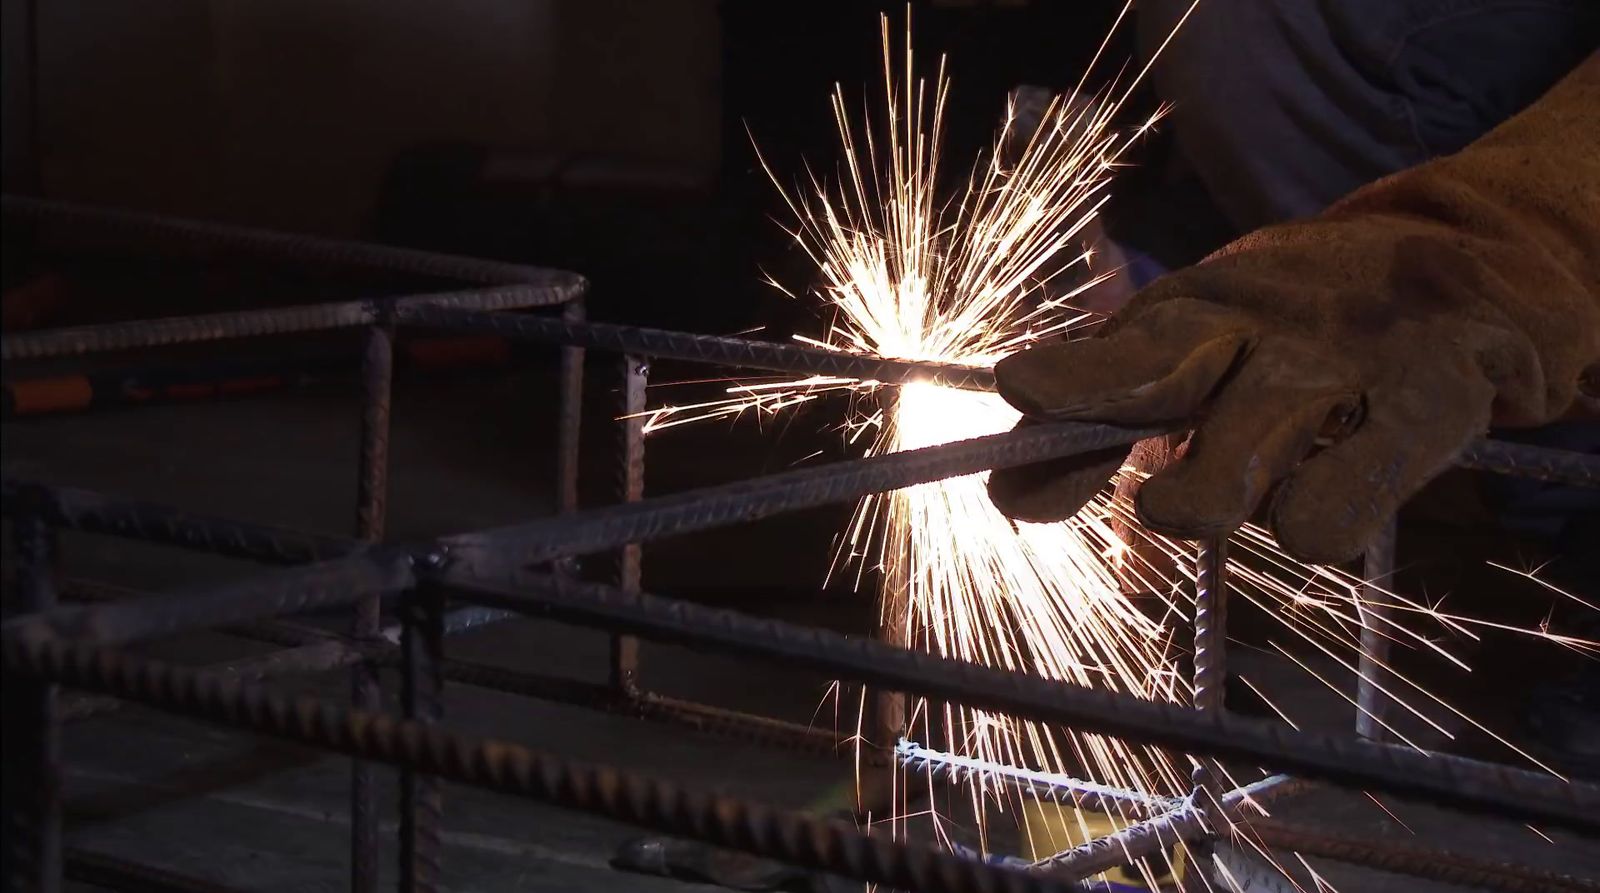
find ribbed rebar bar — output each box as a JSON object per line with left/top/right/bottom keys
{"left": 1356, "top": 520, "right": 1397, "bottom": 741}
{"left": 439, "top": 570, "right": 1600, "bottom": 832}
{"left": 1034, "top": 775, "right": 1299, "bottom": 880}
{"left": 4, "top": 554, "right": 414, "bottom": 646}
{"left": 399, "top": 587, "right": 446, "bottom": 893}
{"left": 351, "top": 312, "right": 395, "bottom": 893}
{"left": 611, "top": 355, "right": 647, "bottom": 697}
{"left": 1249, "top": 818, "right": 1600, "bottom": 893}
{"left": 395, "top": 304, "right": 997, "bottom": 391}
{"left": 441, "top": 420, "right": 1159, "bottom": 576}
{"left": 63, "top": 849, "right": 252, "bottom": 893}
{"left": 4, "top": 638, "right": 1081, "bottom": 893}
{"left": 2, "top": 195, "right": 583, "bottom": 291}
{"left": 896, "top": 740, "right": 1180, "bottom": 818}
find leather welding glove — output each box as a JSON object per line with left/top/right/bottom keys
{"left": 988, "top": 54, "right": 1600, "bottom": 565}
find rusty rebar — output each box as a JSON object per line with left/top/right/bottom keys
{"left": 4, "top": 509, "right": 61, "bottom": 893}
{"left": 439, "top": 570, "right": 1600, "bottom": 832}
{"left": 4, "top": 637, "right": 1081, "bottom": 893}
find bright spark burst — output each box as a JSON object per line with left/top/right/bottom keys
{"left": 636, "top": 4, "right": 1598, "bottom": 886}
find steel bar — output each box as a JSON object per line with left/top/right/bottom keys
{"left": 1356, "top": 520, "right": 1397, "bottom": 741}
{"left": 399, "top": 587, "right": 446, "bottom": 893}
{"left": 0, "top": 480, "right": 353, "bottom": 566}
{"left": 0, "top": 287, "right": 583, "bottom": 363}
{"left": 351, "top": 314, "right": 395, "bottom": 893}
{"left": 4, "top": 511, "right": 62, "bottom": 893}
{"left": 4, "top": 555, "right": 413, "bottom": 647}
{"left": 438, "top": 570, "right": 1600, "bottom": 831}
{"left": 64, "top": 849, "right": 254, "bottom": 893}
{"left": 395, "top": 304, "right": 997, "bottom": 391}
{"left": 1455, "top": 438, "right": 1600, "bottom": 488}
{"left": 2, "top": 195, "right": 582, "bottom": 291}
{"left": 557, "top": 300, "right": 587, "bottom": 517}
{"left": 611, "top": 355, "right": 647, "bottom": 697}
{"left": 896, "top": 740, "right": 1180, "bottom": 818}
{"left": 4, "top": 638, "right": 1082, "bottom": 893}
{"left": 440, "top": 419, "right": 1160, "bottom": 577}
{"left": 61, "top": 640, "right": 361, "bottom": 722}
{"left": 1249, "top": 818, "right": 1599, "bottom": 893}
{"left": 1034, "top": 775, "right": 1299, "bottom": 880}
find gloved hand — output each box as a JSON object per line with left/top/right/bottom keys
{"left": 988, "top": 54, "right": 1600, "bottom": 564}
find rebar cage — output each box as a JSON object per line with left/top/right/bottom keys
{"left": 2, "top": 196, "right": 1597, "bottom": 893}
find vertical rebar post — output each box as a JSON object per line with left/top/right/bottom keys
{"left": 399, "top": 585, "right": 445, "bottom": 893}
{"left": 4, "top": 507, "right": 61, "bottom": 893}
{"left": 1190, "top": 536, "right": 1230, "bottom": 818}
{"left": 351, "top": 312, "right": 394, "bottom": 893}
{"left": 611, "top": 355, "right": 647, "bottom": 698}
{"left": 1356, "top": 520, "right": 1398, "bottom": 741}
{"left": 556, "top": 299, "right": 586, "bottom": 517}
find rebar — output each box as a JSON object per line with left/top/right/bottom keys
{"left": 612, "top": 355, "right": 647, "bottom": 698}
{"left": 1249, "top": 817, "right": 1600, "bottom": 893}
{"left": 1034, "top": 775, "right": 1301, "bottom": 880}
{"left": 4, "top": 637, "right": 1082, "bottom": 893}
{"left": 439, "top": 570, "right": 1600, "bottom": 832}
{"left": 63, "top": 849, "right": 252, "bottom": 893}
{"left": 4, "top": 554, "right": 414, "bottom": 647}
{"left": 441, "top": 419, "right": 1160, "bottom": 577}
{"left": 2, "top": 195, "right": 582, "bottom": 291}
{"left": 395, "top": 304, "right": 997, "bottom": 391}
{"left": 0, "top": 480, "right": 352, "bottom": 566}
{"left": 4, "top": 511, "right": 61, "bottom": 893}
{"left": 1356, "top": 520, "right": 1397, "bottom": 741}
{"left": 351, "top": 311, "right": 395, "bottom": 893}
{"left": 896, "top": 740, "right": 1180, "bottom": 818}
{"left": 399, "top": 587, "right": 446, "bottom": 893}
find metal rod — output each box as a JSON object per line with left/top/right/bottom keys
{"left": 399, "top": 586, "right": 446, "bottom": 893}
{"left": 1, "top": 195, "right": 582, "bottom": 291}
{"left": 1356, "top": 519, "right": 1398, "bottom": 741}
{"left": 4, "top": 638, "right": 1081, "bottom": 893}
{"left": 440, "top": 419, "right": 1161, "bottom": 577}
{"left": 611, "top": 355, "right": 646, "bottom": 697}
{"left": 4, "top": 555, "right": 413, "bottom": 646}
{"left": 896, "top": 740, "right": 1181, "bottom": 818}
{"left": 1249, "top": 817, "right": 1600, "bottom": 893}
{"left": 1190, "top": 535, "right": 1229, "bottom": 821}
{"left": 4, "top": 510, "right": 61, "bottom": 893}
{"left": 352, "top": 317, "right": 395, "bottom": 893}
{"left": 0, "top": 480, "right": 353, "bottom": 566}
{"left": 1034, "top": 775, "right": 1302, "bottom": 880}
{"left": 64, "top": 849, "right": 253, "bottom": 893}
{"left": 395, "top": 304, "right": 997, "bottom": 391}
{"left": 437, "top": 570, "right": 1600, "bottom": 831}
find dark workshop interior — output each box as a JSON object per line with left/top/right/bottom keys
{"left": 2, "top": 2, "right": 1597, "bottom": 892}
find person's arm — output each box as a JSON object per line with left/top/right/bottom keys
{"left": 986, "top": 53, "right": 1599, "bottom": 564}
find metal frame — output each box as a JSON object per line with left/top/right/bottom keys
{"left": 3, "top": 198, "right": 1598, "bottom": 893}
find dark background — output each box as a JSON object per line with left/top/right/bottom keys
{"left": 1, "top": 0, "right": 1140, "bottom": 336}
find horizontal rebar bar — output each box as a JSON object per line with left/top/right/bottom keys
{"left": 896, "top": 740, "right": 1181, "bottom": 818}
{"left": 4, "top": 554, "right": 413, "bottom": 646}
{"left": 439, "top": 570, "right": 1600, "bottom": 832}
{"left": 439, "top": 420, "right": 1155, "bottom": 576}
{"left": 5, "top": 637, "right": 1083, "bottom": 893}
{"left": 396, "top": 303, "right": 997, "bottom": 390}
{"left": 1248, "top": 817, "right": 1600, "bottom": 893}
{"left": 2, "top": 195, "right": 583, "bottom": 291}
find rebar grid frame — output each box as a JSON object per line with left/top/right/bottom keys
{"left": 3, "top": 198, "right": 1598, "bottom": 893}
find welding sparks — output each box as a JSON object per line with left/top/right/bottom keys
{"left": 636, "top": 4, "right": 1597, "bottom": 887}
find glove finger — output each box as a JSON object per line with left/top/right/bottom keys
{"left": 986, "top": 435, "right": 1131, "bottom": 524}
{"left": 1271, "top": 372, "right": 1494, "bottom": 565}
{"left": 1136, "top": 342, "right": 1359, "bottom": 540}
{"left": 994, "top": 299, "right": 1252, "bottom": 424}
